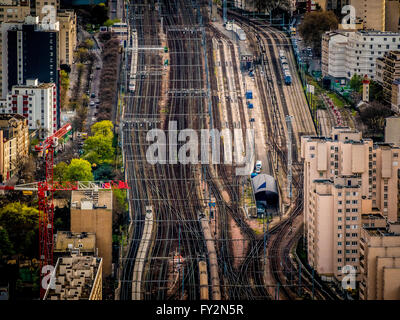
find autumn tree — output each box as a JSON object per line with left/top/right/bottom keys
{"left": 298, "top": 11, "right": 338, "bottom": 55}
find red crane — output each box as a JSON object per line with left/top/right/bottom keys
{"left": 0, "top": 123, "right": 129, "bottom": 298}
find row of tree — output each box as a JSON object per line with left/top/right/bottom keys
{"left": 97, "top": 33, "right": 121, "bottom": 121}
{"left": 53, "top": 121, "right": 115, "bottom": 182}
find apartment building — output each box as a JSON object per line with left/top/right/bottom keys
{"left": 301, "top": 127, "right": 400, "bottom": 281}
{"left": 374, "top": 51, "right": 400, "bottom": 106}
{"left": 57, "top": 10, "right": 77, "bottom": 65}
{"left": 392, "top": 79, "right": 400, "bottom": 112}
{"left": 3, "top": 16, "right": 60, "bottom": 128}
{"left": 0, "top": 113, "right": 28, "bottom": 182}
{"left": 44, "top": 253, "right": 103, "bottom": 300}
{"left": 0, "top": 0, "right": 30, "bottom": 98}
{"left": 322, "top": 31, "right": 350, "bottom": 80}
{"left": 359, "top": 221, "right": 400, "bottom": 300}
{"left": 54, "top": 231, "right": 97, "bottom": 257}
{"left": 322, "top": 30, "right": 400, "bottom": 81}
{"left": 350, "top": 0, "right": 399, "bottom": 32}
{"left": 0, "top": 79, "right": 57, "bottom": 137}
{"left": 385, "top": 116, "right": 400, "bottom": 146}
{"left": 71, "top": 190, "right": 113, "bottom": 277}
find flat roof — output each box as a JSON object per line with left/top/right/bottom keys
{"left": 54, "top": 231, "right": 96, "bottom": 253}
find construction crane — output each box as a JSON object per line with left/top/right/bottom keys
{"left": 0, "top": 123, "right": 129, "bottom": 298}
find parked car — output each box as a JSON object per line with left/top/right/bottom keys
{"left": 91, "top": 92, "right": 96, "bottom": 98}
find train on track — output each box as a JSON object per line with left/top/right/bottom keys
{"left": 129, "top": 29, "right": 138, "bottom": 93}
{"left": 279, "top": 49, "right": 292, "bottom": 85}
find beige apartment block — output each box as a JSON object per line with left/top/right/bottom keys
{"left": 392, "top": 79, "right": 400, "bottom": 113}
{"left": 54, "top": 231, "right": 97, "bottom": 256}
{"left": 0, "top": 113, "right": 29, "bottom": 182}
{"left": 71, "top": 190, "right": 113, "bottom": 277}
{"left": 378, "top": 51, "right": 400, "bottom": 106}
{"left": 350, "top": 0, "right": 385, "bottom": 31}
{"left": 44, "top": 253, "right": 103, "bottom": 300}
{"left": 384, "top": 117, "right": 400, "bottom": 146}
{"left": 301, "top": 127, "right": 400, "bottom": 281}
{"left": 359, "top": 222, "right": 400, "bottom": 300}
{"left": 35, "top": 0, "right": 59, "bottom": 21}
{"left": 57, "top": 10, "right": 77, "bottom": 65}
{"left": 350, "top": 0, "right": 399, "bottom": 32}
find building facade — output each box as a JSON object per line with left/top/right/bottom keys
{"left": 0, "top": 113, "right": 29, "bottom": 182}
{"left": 392, "top": 79, "right": 400, "bottom": 112}
{"left": 359, "top": 222, "right": 400, "bottom": 299}
{"left": 5, "top": 16, "right": 60, "bottom": 128}
{"left": 44, "top": 253, "right": 102, "bottom": 300}
{"left": 0, "top": 0, "right": 31, "bottom": 98}
{"left": 322, "top": 30, "right": 400, "bottom": 81}
{"left": 374, "top": 51, "right": 400, "bottom": 106}
{"left": 57, "top": 10, "right": 76, "bottom": 66}
{"left": 301, "top": 127, "right": 400, "bottom": 281}
{"left": 71, "top": 190, "right": 113, "bottom": 277}
{"left": 0, "top": 79, "right": 57, "bottom": 136}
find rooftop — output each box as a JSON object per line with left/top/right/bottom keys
{"left": 54, "top": 231, "right": 96, "bottom": 254}
{"left": 44, "top": 253, "right": 102, "bottom": 300}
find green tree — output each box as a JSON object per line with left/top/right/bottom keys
{"left": 298, "top": 11, "right": 338, "bottom": 55}
{"left": 0, "top": 226, "right": 14, "bottom": 258}
{"left": 63, "top": 159, "right": 94, "bottom": 181}
{"left": 83, "top": 135, "right": 115, "bottom": 164}
{"left": 54, "top": 161, "right": 68, "bottom": 182}
{"left": 349, "top": 74, "right": 363, "bottom": 92}
{"left": 93, "top": 163, "right": 114, "bottom": 181}
{"left": 91, "top": 120, "right": 114, "bottom": 139}
{"left": 0, "top": 203, "right": 38, "bottom": 256}
{"left": 84, "top": 39, "right": 95, "bottom": 49}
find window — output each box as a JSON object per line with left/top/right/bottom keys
{"left": 338, "top": 250, "right": 342, "bottom": 254}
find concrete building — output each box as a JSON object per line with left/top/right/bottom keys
{"left": 0, "top": 79, "right": 57, "bottom": 137}
{"left": 385, "top": 116, "right": 400, "bottom": 146}
{"left": 2, "top": 16, "right": 60, "bottom": 128}
{"left": 322, "top": 30, "right": 400, "bottom": 81}
{"left": 0, "top": 0, "right": 31, "bottom": 98}
{"left": 322, "top": 31, "right": 350, "bottom": 80}
{"left": 374, "top": 51, "right": 400, "bottom": 106}
{"left": 71, "top": 190, "right": 113, "bottom": 277}
{"left": 35, "top": 0, "right": 59, "bottom": 20}
{"left": 0, "top": 113, "right": 28, "bottom": 182}
{"left": 359, "top": 222, "right": 400, "bottom": 300}
{"left": 44, "top": 253, "right": 102, "bottom": 300}
{"left": 301, "top": 127, "right": 400, "bottom": 281}
{"left": 54, "top": 231, "right": 97, "bottom": 257}
{"left": 392, "top": 79, "right": 400, "bottom": 112}
{"left": 57, "top": 10, "right": 77, "bottom": 66}
{"left": 350, "top": 0, "right": 399, "bottom": 32}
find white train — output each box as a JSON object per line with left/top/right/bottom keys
{"left": 129, "top": 29, "right": 138, "bottom": 93}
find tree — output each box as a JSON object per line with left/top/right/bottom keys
{"left": 84, "top": 39, "right": 95, "bottom": 49}
{"left": 54, "top": 162, "right": 68, "bottom": 182}
{"left": 250, "top": 0, "right": 289, "bottom": 12}
{"left": 349, "top": 74, "right": 363, "bottom": 92}
{"left": 93, "top": 163, "right": 114, "bottom": 181}
{"left": 83, "top": 135, "right": 115, "bottom": 164}
{"left": 298, "top": 11, "right": 338, "bottom": 55}
{"left": 0, "top": 203, "right": 38, "bottom": 257}
{"left": 63, "top": 159, "right": 94, "bottom": 181}
{"left": 91, "top": 120, "right": 114, "bottom": 139}
{"left": 359, "top": 102, "right": 393, "bottom": 135}
{"left": 0, "top": 226, "right": 14, "bottom": 258}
